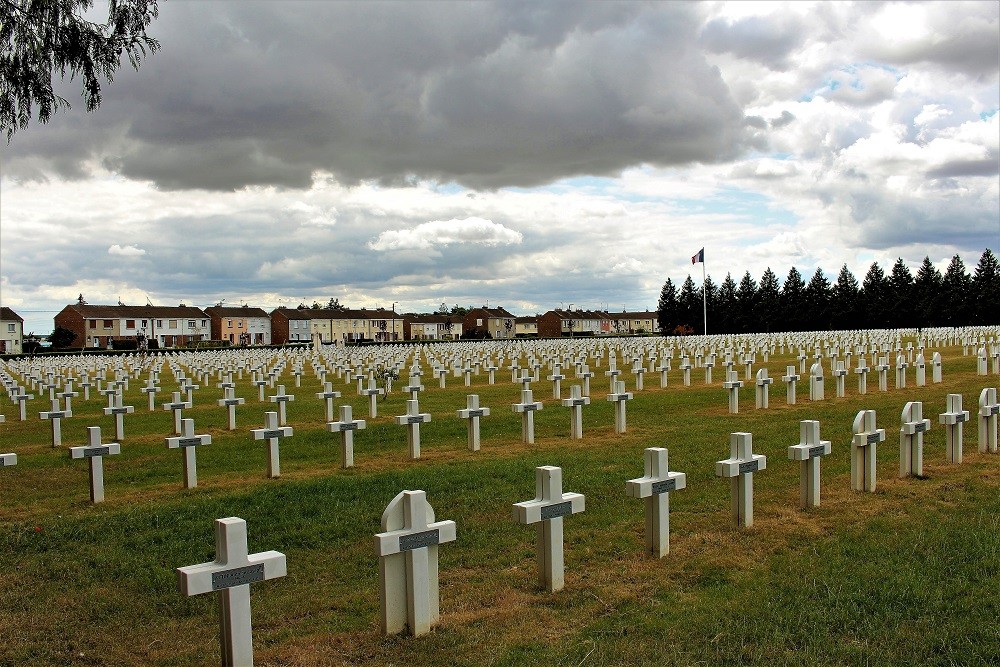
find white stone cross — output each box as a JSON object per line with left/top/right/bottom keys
{"left": 876, "top": 357, "right": 890, "bottom": 391}
{"left": 374, "top": 490, "right": 456, "bottom": 636}
{"left": 931, "top": 352, "right": 943, "bottom": 383}
{"left": 176, "top": 517, "right": 287, "bottom": 667}
{"left": 103, "top": 391, "right": 135, "bottom": 441}
{"left": 606, "top": 379, "right": 633, "bottom": 434}
{"left": 513, "top": 466, "right": 585, "bottom": 592}
{"left": 163, "top": 391, "right": 192, "bottom": 435}
{"left": 977, "top": 347, "right": 989, "bottom": 375}
{"left": 851, "top": 409, "right": 885, "bottom": 492}
{"left": 657, "top": 359, "right": 670, "bottom": 388}
{"left": 396, "top": 399, "right": 432, "bottom": 460}
{"left": 251, "top": 412, "right": 293, "bottom": 478}
{"left": 268, "top": 384, "right": 295, "bottom": 426}
{"left": 180, "top": 377, "right": 200, "bottom": 406}
{"left": 12, "top": 389, "right": 33, "bottom": 421}
{"left": 434, "top": 366, "right": 448, "bottom": 389}
{"left": 914, "top": 353, "right": 927, "bottom": 386}
{"left": 703, "top": 357, "right": 714, "bottom": 384}
{"left": 895, "top": 354, "right": 908, "bottom": 389}
{"left": 855, "top": 356, "right": 870, "bottom": 395}
{"left": 166, "top": 418, "right": 213, "bottom": 488}
{"left": 809, "top": 362, "right": 825, "bottom": 401}
{"left": 680, "top": 357, "right": 692, "bottom": 387}
{"left": 253, "top": 375, "right": 268, "bottom": 402}
{"left": 899, "top": 401, "right": 931, "bottom": 477}
{"left": 404, "top": 374, "right": 424, "bottom": 401}
{"left": 547, "top": 363, "right": 565, "bottom": 399}
{"left": 722, "top": 370, "right": 743, "bottom": 414}
{"left": 141, "top": 377, "right": 160, "bottom": 411}
{"left": 315, "top": 382, "right": 341, "bottom": 422}
{"left": 939, "top": 393, "right": 970, "bottom": 464}
{"left": 362, "top": 377, "right": 384, "bottom": 418}
{"left": 218, "top": 386, "right": 245, "bottom": 430}
{"left": 787, "top": 420, "right": 831, "bottom": 509}
{"left": 69, "top": 426, "right": 121, "bottom": 503}
{"left": 58, "top": 381, "right": 79, "bottom": 412}
{"left": 632, "top": 362, "right": 645, "bottom": 391}
{"left": 457, "top": 394, "right": 490, "bottom": 451}
{"left": 715, "top": 432, "right": 766, "bottom": 528}
{"left": 833, "top": 361, "right": 848, "bottom": 398}
{"left": 979, "top": 387, "right": 999, "bottom": 453}
{"left": 782, "top": 366, "right": 799, "bottom": 405}
{"left": 626, "top": 448, "right": 686, "bottom": 557}
{"left": 40, "top": 398, "right": 72, "bottom": 447}
{"left": 485, "top": 362, "right": 498, "bottom": 385}
{"left": 513, "top": 388, "right": 544, "bottom": 443}
{"left": 560, "top": 384, "right": 590, "bottom": 440}
{"left": 754, "top": 367, "right": 772, "bottom": 409}
{"left": 327, "top": 404, "right": 367, "bottom": 468}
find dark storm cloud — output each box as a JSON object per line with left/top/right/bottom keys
{"left": 700, "top": 12, "right": 806, "bottom": 71}
{"left": 4, "top": 1, "right": 750, "bottom": 191}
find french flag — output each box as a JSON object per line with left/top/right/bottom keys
{"left": 691, "top": 248, "right": 704, "bottom": 264}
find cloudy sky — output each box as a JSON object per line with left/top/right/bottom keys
{"left": 2, "top": 0, "right": 998, "bottom": 335}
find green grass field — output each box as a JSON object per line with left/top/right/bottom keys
{"left": 2, "top": 343, "right": 998, "bottom": 666}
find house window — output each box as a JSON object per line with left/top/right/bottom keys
{"left": 169, "top": 320, "right": 177, "bottom": 329}
{"left": 187, "top": 320, "right": 196, "bottom": 328}
{"left": 89, "top": 320, "right": 96, "bottom": 329}
{"left": 7, "top": 323, "right": 14, "bottom": 333}
{"left": 126, "top": 320, "right": 136, "bottom": 328}
{"left": 156, "top": 320, "right": 163, "bottom": 328}
{"left": 141, "top": 320, "right": 147, "bottom": 328}
{"left": 103, "top": 320, "right": 113, "bottom": 329}
{"left": 202, "top": 320, "right": 207, "bottom": 327}
{"left": 227, "top": 319, "right": 233, "bottom": 328}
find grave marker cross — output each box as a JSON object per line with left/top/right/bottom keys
{"left": 715, "top": 432, "right": 766, "bottom": 528}
{"left": 626, "top": 448, "right": 687, "bottom": 557}
{"left": 166, "top": 418, "right": 212, "bottom": 488}
{"left": 787, "top": 420, "right": 831, "bottom": 508}
{"left": 851, "top": 410, "right": 885, "bottom": 492}
{"left": 938, "top": 394, "right": 969, "bottom": 464}
{"left": 457, "top": 394, "right": 490, "bottom": 451}
{"left": 176, "top": 517, "right": 287, "bottom": 667}
{"left": 251, "top": 412, "right": 293, "bottom": 478}
{"left": 513, "top": 466, "right": 585, "bottom": 592}
{"left": 69, "top": 426, "right": 121, "bottom": 503}
{"left": 327, "top": 404, "right": 366, "bottom": 468}
{"left": 899, "top": 401, "right": 931, "bottom": 477}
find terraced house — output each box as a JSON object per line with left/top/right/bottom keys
{"left": 0, "top": 307, "right": 24, "bottom": 353}
{"left": 205, "top": 305, "right": 272, "bottom": 345}
{"left": 54, "top": 304, "right": 211, "bottom": 348}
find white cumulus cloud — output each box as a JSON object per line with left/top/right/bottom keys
{"left": 108, "top": 244, "right": 146, "bottom": 257}
{"left": 369, "top": 217, "right": 523, "bottom": 251}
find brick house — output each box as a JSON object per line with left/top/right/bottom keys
{"left": 54, "top": 304, "right": 211, "bottom": 348}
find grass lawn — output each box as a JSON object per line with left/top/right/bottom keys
{"left": 1, "top": 341, "right": 998, "bottom": 666}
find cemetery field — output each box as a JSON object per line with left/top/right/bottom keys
{"left": 2, "top": 344, "right": 999, "bottom": 666}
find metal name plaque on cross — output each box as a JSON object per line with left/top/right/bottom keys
{"left": 652, "top": 479, "right": 677, "bottom": 494}
{"left": 990, "top": 406, "right": 1000, "bottom": 415}
{"left": 866, "top": 433, "right": 881, "bottom": 445}
{"left": 913, "top": 423, "right": 927, "bottom": 433}
{"left": 177, "top": 437, "right": 203, "bottom": 447}
{"left": 340, "top": 423, "right": 357, "bottom": 431}
{"left": 110, "top": 407, "right": 129, "bottom": 414}
{"left": 222, "top": 399, "right": 240, "bottom": 405}
{"left": 465, "top": 409, "right": 485, "bottom": 418}
{"left": 260, "top": 429, "right": 284, "bottom": 438}
{"left": 83, "top": 447, "right": 111, "bottom": 458}
{"left": 955, "top": 414, "right": 968, "bottom": 423}
{"left": 211, "top": 563, "right": 265, "bottom": 590}
{"left": 398, "top": 528, "right": 440, "bottom": 552}
{"left": 808, "top": 445, "right": 827, "bottom": 458}
{"left": 738, "top": 460, "right": 760, "bottom": 474}
{"left": 406, "top": 416, "right": 426, "bottom": 424}
{"left": 540, "top": 501, "right": 573, "bottom": 520}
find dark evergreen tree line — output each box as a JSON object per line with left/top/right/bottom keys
{"left": 656, "top": 249, "right": 1000, "bottom": 335}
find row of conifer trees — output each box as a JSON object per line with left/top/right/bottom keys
{"left": 656, "top": 249, "right": 999, "bottom": 335}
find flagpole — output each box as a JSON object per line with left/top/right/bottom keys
{"left": 702, "top": 257, "right": 707, "bottom": 336}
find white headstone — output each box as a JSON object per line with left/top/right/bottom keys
{"left": 979, "top": 387, "right": 999, "bottom": 453}
{"left": 395, "top": 399, "right": 431, "bottom": 460}
{"left": 939, "top": 393, "right": 970, "bottom": 464}
{"left": 722, "top": 370, "right": 743, "bottom": 414}
{"left": 176, "top": 517, "right": 287, "bottom": 667}
{"left": 754, "top": 368, "right": 772, "bottom": 409}
{"left": 268, "top": 384, "right": 295, "bottom": 426}
{"left": 714, "top": 432, "right": 766, "bottom": 528}
{"left": 166, "top": 418, "right": 212, "bottom": 488}
{"left": 606, "top": 380, "right": 633, "bottom": 434}
{"left": 626, "top": 448, "right": 686, "bottom": 557}
{"left": 69, "top": 426, "right": 121, "bottom": 503}
{"left": 851, "top": 410, "right": 885, "bottom": 492}
{"left": 782, "top": 366, "right": 799, "bottom": 405}
{"left": 512, "top": 466, "right": 585, "bottom": 592}
{"left": 457, "top": 394, "right": 490, "bottom": 451}
{"left": 560, "top": 384, "right": 590, "bottom": 440}
{"left": 899, "top": 401, "right": 931, "bottom": 477}
{"left": 787, "top": 420, "right": 831, "bottom": 508}
{"left": 374, "top": 490, "right": 456, "bottom": 636}
{"left": 251, "top": 412, "right": 293, "bottom": 478}
{"left": 513, "top": 388, "right": 544, "bottom": 444}
{"left": 327, "top": 404, "right": 366, "bottom": 468}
